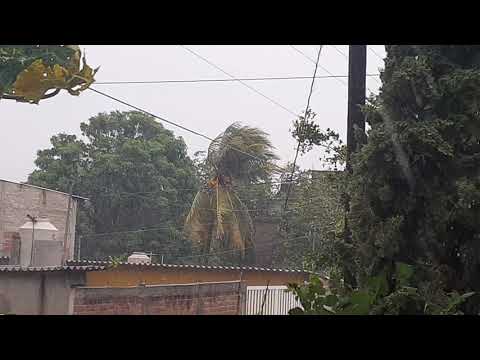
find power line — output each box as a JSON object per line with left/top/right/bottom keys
{"left": 180, "top": 45, "right": 298, "bottom": 117}
{"left": 93, "top": 74, "right": 380, "bottom": 85}
{"left": 329, "top": 45, "right": 348, "bottom": 60}
{"left": 289, "top": 45, "right": 347, "bottom": 87}
{"left": 89, "top": 87, "right": 212, "bottom": 142}
{"left": 368, "top": 46, "right": 385, "bottom": 61}
{"left": 76, "top": 174, "right": 340, "bottom": 199}
{"left": 174, "top": 235, "right": 309, "bottom": 261}
{"left": 283, "top": 46, "right": 323, "bottom": 213}
{"left": 80, "top": 222, "right": 241, "bottom": 239}
{"left": 88, "top": 87, "right": 284, "bottom": 173}
{"left": 366, "top": 46, "right": 383, "bottom": 87}
{"left": 323, "top": 45, "right": 379, "bottom": 95}
{"left": 84, "top": 234, "right": 310, "bottom": 264}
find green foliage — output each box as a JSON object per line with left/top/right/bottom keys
{"left": 273, "top": 169, "right": 346, "bottom": 274}
{"left": 289, "top": 263, "right": 474, "bottom": 315}
{"left": 345, "top": 46, "right": 480, "bottom": 313}
{"left": 28, "top": 111, "right": 198, "bottom": 261}
{"left": 108, "top": 254, "right": 128, "bottom": 268}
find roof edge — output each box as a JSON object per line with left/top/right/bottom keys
{"left": 0, "top": 179, "right": 89, "bottom": 201}
{"left": 66, "top": 259, "right": 313, "bottom": 275}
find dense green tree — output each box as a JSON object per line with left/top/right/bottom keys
{"left": 29, "top": 111, "right": 198, "bottom": 261}
{"left": 346, "top": 45, "right": 480, "bottom": 313}
{"left": 273, "top": 169, "right": 345, "bottom": 273}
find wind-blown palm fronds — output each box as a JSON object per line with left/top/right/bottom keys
{"left": 184, "top": 123, "right": 278, "bottom": 263}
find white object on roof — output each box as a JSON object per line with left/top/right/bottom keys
{"left": 19, "top": 218, "right": 58, "bottom": 232}
{"left": 18, "top": 218, "right": 59, "bottom": 267}
{"left": 127, "top": 252, "right": 151, "bottom": 264}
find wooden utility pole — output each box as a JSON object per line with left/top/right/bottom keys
{"left": 346, "top": 45, "right": 367, "bottom": 171}
{"left": 343, "top": 45, "right": 367, "bottom": 288}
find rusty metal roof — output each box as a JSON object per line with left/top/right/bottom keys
{"left": 66, "top": 259, "right": 311, "bottom": 274}
{"left": 0, "top": 265, "right": 106, "bottom": 272}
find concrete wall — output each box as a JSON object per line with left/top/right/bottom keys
{"left": 85, "top": 267, "right": 309, "bottom": 287}
{"left": 74, "top": 281, "right": 246, "bottom": 315}
{"left": 32, "top": 241, "right": 64, "bottom": 267}
{"left": 0, "top": 271, "right": 85, "bottom": 315}
{"left": 0, "top": 180, "right": 79, "bottom": 263}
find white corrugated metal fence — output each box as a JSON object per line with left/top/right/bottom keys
{"left": 245, "top": 285, "right": 302, "bottom": 315}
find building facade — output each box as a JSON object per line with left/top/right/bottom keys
{"left": 0, "top": 179, "right": 86, "bottom": 264}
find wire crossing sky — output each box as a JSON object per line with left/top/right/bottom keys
{"left": 0, "top": 45, "right": 386, "bottom": 183}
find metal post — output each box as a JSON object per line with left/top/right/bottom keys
{"left": 236, "top": 271, "right": 244, "bottom": 315}
{"left": 260, "top": 281, "right": 270, "bottom": 315}
{"left": 63, "top": 182, "right": 74, "bottom": 265}
{"left": 27, "top": 215, "right": 37, "bottom": 267}
{"left": 77, "top": 235, "right": 82, "bottom": 260}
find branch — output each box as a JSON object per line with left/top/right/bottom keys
{"left": 1, "top": 88, "right": 61, "bottom": 102}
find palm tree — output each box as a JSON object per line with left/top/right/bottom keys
{"left": 184, "top": 123, "right": 279, "bottom": 264}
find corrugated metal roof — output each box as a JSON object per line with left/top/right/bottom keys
{"left": 0, "top": 265, "right": 106, "bottom": 272}
{"left": 66, "top": 260, "right": 311, "bottom": 274}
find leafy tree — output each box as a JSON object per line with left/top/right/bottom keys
{"left": 288, "top": 263, "right": 475, "bottom": 315}
{"left": 184, "top": 123, "right": 279, "bottom": 265}
{"left": 284, "top": 46, "right": 480, "bottom": 314}
{"left": 273, "top": 169, "right": 345, "bottom": 273}
{"left": 345, "top": 46, "right": 480, "bottom": 313}
{"left": 0, "top": 45, "right": 97, "bottom": 104}
{"left": 29, "top": 111, "right": 198, "bottom": 261}
{"left": 271, "top": 108, "right": 347, "bottom": 273}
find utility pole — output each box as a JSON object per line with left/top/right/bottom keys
{"left": 343, "top": 45, "right": 367, "bottom": 288}
{"left": 346, "top": 45, "right": 367, "bottom": 171}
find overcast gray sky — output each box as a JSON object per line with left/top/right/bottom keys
{"left": 0, "top": 45, "right": 386, "bottom": 183}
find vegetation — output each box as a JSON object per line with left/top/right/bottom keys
{"left": 345, "top": 45, "right": 480, "bottom": 314}
{"left": 184, "top": 123, "right": 279, "bottom": 265}
{"left": 287, "top": 45, "right": 480, "bottom": 315}
{"left": 288, "top": 263, "right": 474, "bottom": 315}
{"left": 0, "top": 45, "right": 97, "bottom": 103}
{"left": 28, "top": 111, "right": 198, "bottom": 261}
{"left": 273, "top": 169, "right": 345, "bottom": 273}
{"left": 272, "top": 109, "right": 347, "bottom": 273}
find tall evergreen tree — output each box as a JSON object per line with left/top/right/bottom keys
{"left": 348, "top": 46, "right": 480, "bottom": 312}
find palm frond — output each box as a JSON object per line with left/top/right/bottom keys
{"left": 207, "top": 122, "right": 279, "bottom": 182}
{"left": 184, "top": 190, "right": 214, "bottom": 250}
{"left": 185, "top": 123, "right": 276, "bottom": 262}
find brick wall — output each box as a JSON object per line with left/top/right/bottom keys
{"left": 73, "top": 281, "right": 246, "bottom": 315}
{"left": 0, "top": 180, "right": 79, "bottom": 262}
{"left": 254, "top": 220, "right": 281, "bottom": 266}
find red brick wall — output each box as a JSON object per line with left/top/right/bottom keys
{"left": 73, "top": 281, "right": 246, "bottom": 315}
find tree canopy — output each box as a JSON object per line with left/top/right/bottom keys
{"left": 29, "top": 110, "right": 198, "bottom": 261}
{"left": 345, "top": 45, "right": 480, "bottom": 313}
